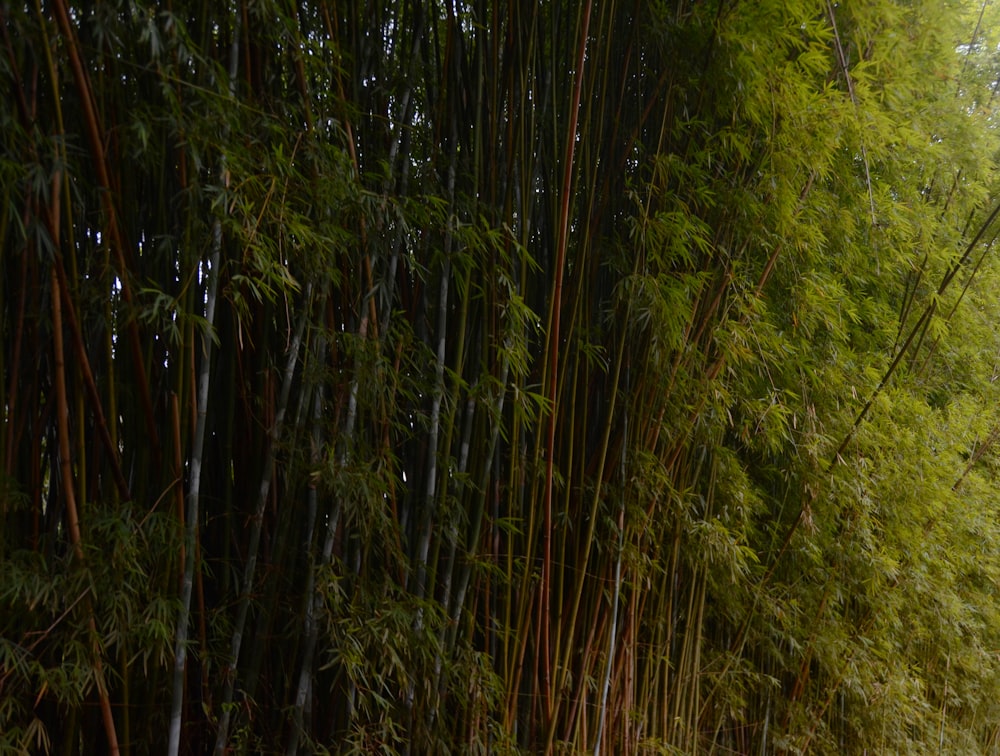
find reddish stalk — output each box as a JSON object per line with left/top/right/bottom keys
{"left": 540, "top": 0, "right": 593, "bottom": 728}
{"left": 47, "top": 174, "right": 121, "bottom": 754}
{"left": 51, "top": 254, "right": 131, "bottom": 501}
{"left": 51, "top": 0, "right": 160, "bottom": 462}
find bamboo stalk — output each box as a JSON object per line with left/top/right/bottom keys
{"left": 594, "top": 410, "right": 627, "bottom": 754}
{"left": 47, "top": 174, "right": 121, "bottom": 754}
{"left": 287, "top": 333, "right": 326, "bottom": 756}
{"left": 51, "top": 253, "right": 130, "bottom": 501}
{"left": 50, "top": 0, "right": 160, "bottom": 463}
{"left": 168, "top": 14, "right": 242, "bottom": 749}
{"left": 546, "top": 290, "right": 628, "bottom": 753}
{"left": 539, "top": 3, "right": 593, "bottom": 732}
{"left": 214, "top": 283, "right": 311, "bottom": 754}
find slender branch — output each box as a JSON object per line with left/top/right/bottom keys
{"left": 826, "top": 0, "right": 877, "bottom": 227}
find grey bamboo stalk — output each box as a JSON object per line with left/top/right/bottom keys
{"left": 428, "top": 269, "right": 474, "bottom": 611}
{"left": 411, "top": 107, "right": 458, "bottom": 606}
{"left": 428, "top": 389, "right": 475, "bottom": 730}
{"left": 286, "top": 333, "right": 326, "bottom": 756}
{"left": 376, "top": 3, "right": 421, "bottom": 336}
{"left": 447, "top": 356, "right": 509, "bottom": 643}
{"left": 438, "top": 391, "right": 476, "bottom": 619}
{"left": 166, "top": 206, "right": 220, "bottom": 756}
{"left": 405, "top": 136, "right": 457, "bottom": 742}
{"left": 213, "top": 283, "right": 312, "bottom": 754}
{"left": 412, "top": 254, "right": 450, "bottom": 602}
{"left": 423, "top": 19, "right": 477, "bottom": 714}
{"left": 288, "top": 306, "right": 368, "bottom": 748}
{"left": 167, "top": 15, "right": 240, "bottom": 754}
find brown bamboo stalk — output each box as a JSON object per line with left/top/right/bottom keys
{"left": 51, "top": 254, "right": 131, "bottom": 500}
{"left": 540, "top": 2, "right": 593, "bottom": 731}
{"left": 3, "top": 11, "right": 37, "bottom": 483}
{"left": 47, "top": 173, "right": 121, "bottom": 755}
{"left": 3, "top": 216, "right": 28, "bottom": 479}
{"left": 50, "top": 0, "right": 160, "bottom": 462}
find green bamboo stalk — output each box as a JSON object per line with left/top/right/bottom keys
{"left": 594, "top": 407, "right": 627, "bottom": 755}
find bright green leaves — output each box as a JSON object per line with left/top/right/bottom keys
{"left": 623, "top": 0, "right": 1000, "bottom": 751}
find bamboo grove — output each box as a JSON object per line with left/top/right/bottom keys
{"left": 7, "top": 0, "right": 1000, "bottom": 752}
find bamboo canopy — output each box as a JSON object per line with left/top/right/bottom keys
{"left": 5, "top": 1, "right": 1000, "bottom": 753}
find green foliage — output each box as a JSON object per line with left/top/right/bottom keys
{"left": 6, "top": 0, "right": 1000, "bottom": 753}
{"left": 0, "top": 506, "right": 179, "bottom": 751}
